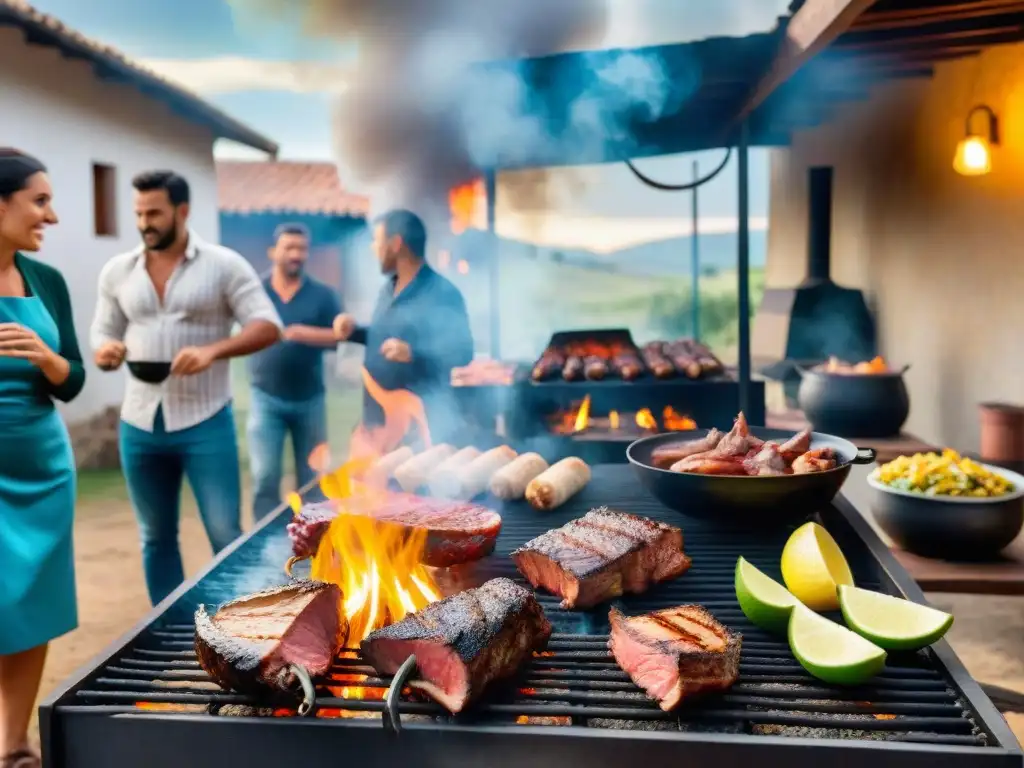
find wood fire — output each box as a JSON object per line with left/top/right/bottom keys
{"left": 551, "top": 399, "right": 696, "bottom": 436}
{"left": 449, "top": 178, "right": 486, "bottom": 235}
{"left": 305, "top": 369, "right": 442, "bottom": 644}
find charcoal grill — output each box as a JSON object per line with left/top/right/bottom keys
{"left": 42, "top": 466, "right": 1022, "bottom": 768}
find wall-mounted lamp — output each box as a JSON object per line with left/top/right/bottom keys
{"left": 953, "top": 104, "right": 999, "bottom": 176}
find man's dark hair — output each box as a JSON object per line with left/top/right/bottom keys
{"left": 375, "top": 209, "right": 426, "bottom": 260}
{"left": 0, "top": 148, "right": 46, "bottom": 199}
{"left": 274, "top": 222, "right": 310, "bottom": 243}
{"left": 132, "top": 170, "right": 190, "bottom": 206}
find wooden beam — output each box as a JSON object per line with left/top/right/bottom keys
{"left": 853, "top": 0, "right": 1024, "bottom": 32}
{"left": 733, "top": 0, "right": 878, "bottom": 125}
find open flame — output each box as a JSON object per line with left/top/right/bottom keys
{"left": 662, "top": 406, "right": 697, "bottom": 431}
{"left": 305, "top": 368, "right": 442, "bottom": 644}
{"left": 822, "top": 355, "right": 890, "bottom": 374}
{"left": 449, "top": 178, "right": 486, "bottom": 235}
{"left": 573, "top": 394, "right": 592, "bottom": 432}
{"left": 635, "top": 408, "right": 657, "bottom": 431}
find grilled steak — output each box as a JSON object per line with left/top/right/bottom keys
{"left": 288, "top": 495, "right": 502, "bottom": 568}
{"left": 609, "top": 605, "right": 741, "bottom": 711}
{"left": 195, "top": 580, "right": 344, "bottom": 696}
{"left": 361, "top": 578, "right": 551, "bottom": 713}
{"left": 511, "top": 507, "right": 692, "bottom": 609}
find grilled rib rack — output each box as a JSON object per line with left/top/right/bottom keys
{"left": 41, "top": 466, "right": 1023, "bottom": 768}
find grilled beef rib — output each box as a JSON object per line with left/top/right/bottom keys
{"left": 195, "top": 580, "right": 344, "bottom": 696}
{"left": 511, "top": 507, "right": 692, "bottom": 609}
{"left": 361, "top": 578, "right": 551, "bottom": 714}
{"left": 609, "top": 605, "right": 741, "bottom": 710}
{"left": 288, "top": 495, "right": 502, "bottom": 568}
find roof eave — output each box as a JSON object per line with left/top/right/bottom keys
{"left": 0, "top": 4, "right": 279, "bottom": 156}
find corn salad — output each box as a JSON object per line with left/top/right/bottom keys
{"left": 877, "top": 449, "right": 1014, "bottom": 498}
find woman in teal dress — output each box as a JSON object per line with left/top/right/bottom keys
{"left": 0, "top": 149, "right": 85, "bottom": 768}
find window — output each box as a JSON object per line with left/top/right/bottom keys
{"left": 92, "top": 163, "right": 117, "bottom": 237}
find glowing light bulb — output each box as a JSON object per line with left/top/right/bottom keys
{"left": 953, "top": 135, "right": 992, "bottom": 176}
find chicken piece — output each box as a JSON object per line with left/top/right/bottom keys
{"left": 650, "top": 429, "right": 723, "bottom": 469}
{"left": 743, "top": 443, "right": 787, "bottom": 476}
{"left": 778, "top": 429, "right": 812, "bottom": 464}
{"left": 792, "top": 447, "right": 837, "bottom": 474}
{"left": 671, "top": 456, "right": 748, "bottom": 475}
{"left": 712, "top": 412, "right": 756, "bottom": 457}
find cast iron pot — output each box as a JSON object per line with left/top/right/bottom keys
{"left": 627, "top": 427, "right": 876, "bottom": 525}
{"left": 127, "top": 361, "right": 172, "bottom": 384}
{"left": 867, "top": 464, "right": 1024, "bottom": 561}
{"left": 797, "top": 364, "right": 910, "bottom": 439}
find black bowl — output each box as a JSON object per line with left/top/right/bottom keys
{"left": 867, "top": 464, "right": 1024, "bottom": 561}
{"left": 797, "top": 365, "right": 911, "bottom": 439}
{"left": 127, "top": 361, "right": 172, "bottom": 384}
{"left": 627, "top": 427, "right": 876, "bottom": 525}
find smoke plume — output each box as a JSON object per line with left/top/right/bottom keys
{"left": 232, "top": 0, "right": 685, "bottom": 223}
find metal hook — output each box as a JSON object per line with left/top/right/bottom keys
{"left": 382, "top": 655, "right": 417, "bottom": 735}
{"left": 284, "top": 556, "right": 307, "bottom": 579}
{"left": 289, "top": 664, "right": 317, "bottom": 717}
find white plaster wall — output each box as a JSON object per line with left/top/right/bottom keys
{"left": 0, "top": 27, "right": 221, "bottom": 423}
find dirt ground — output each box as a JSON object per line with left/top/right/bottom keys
{"left": 30, "top": 475, "right": 1024, "bottom": 748}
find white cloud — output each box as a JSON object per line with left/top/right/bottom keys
{"left": 138, "top": 57, "right": 351, "bottom": 95}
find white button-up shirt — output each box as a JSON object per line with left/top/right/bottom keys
{"left": 89, "top": 231, "right": 282, "bottom": 433}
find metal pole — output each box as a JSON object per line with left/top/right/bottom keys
{"left": 691, "top": 160, "right": 700, "bottom": 340}
{"left": 485, "top": 170, "right": 500, "bottom": 359}
{"left": 737, "top": 123, "right": 752, "bottom": 418}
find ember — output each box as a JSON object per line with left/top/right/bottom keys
{"left": 307, "top": 369, "right": 442, "bottom": 643}
{"left": 550, "top": 398, "right": 695, "bottom": 437}
{"left": 818, "top": 355, "right": 891, "bottom": 375}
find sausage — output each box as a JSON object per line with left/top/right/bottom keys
{"left": 526, "top": 457, "right": 592, "bottom": 511}
{"left": 365, "top": 446, "right": 415, "bottom": 486}
{"left": 428, "top": 446, "right": 483, "bottom": 498}
{"left": 441, "top": 445, "right": 518, "bottom": 500}
{"left": 688, "top": 340, "right": 725, "bottom": 376}
{"left": 562, "top": 356, "right": 584, "bottom": 381}
{"left": 532, "top": 349, "right": 565, "bottom": 382}
{"left": 641, "top": 343, "right": 675, "bottom": 379}
{"left": 664, "top": 343, "right": 703, "bottom": 379}
{"left": 611, "top": 352, "right": 644, "bottom": 381}
{"left": 489, "top": 452, "right": 549, "bottom": 500}
{"left": 583, "top": 355, "right": 608, "bottom": 381}
{"left": 393, "top": 444, "right": 456, "bottom": 492}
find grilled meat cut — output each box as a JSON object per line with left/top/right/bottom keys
{"left": 611, "top": 351, "right": 644, "bottom": 381}
{"left": 583, "top": 355, "right": 609, "bottom": 380}
{"left": 288, "top": 496, "right": 502, "bottom": 568}
{"left": 531, "top": 349, "right": 565, "bottom": 382}
{"left": 640, "top": 342, "right": 675, "bottom": 379}
{"left": 511, "top": 507, "right": 692, "bottom": 609}
{"left": 195, "top": 581, "right": 344, "bottom": 696}
{"left": 562, "top": 355, "right": 584, "bottom": 381}
{"left": 361, "top": 578, "right": 551, "bottom": 714}
{"left": 609, "top": 605, "right": 741, "bottom": 711}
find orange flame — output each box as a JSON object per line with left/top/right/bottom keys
{"left": 636, "top": 408, "right": 657, "bottom": 431}
{"left": 304, "top": 367, "right": 441, "bottom": 644}
{"left": 573, "top": 395, "right": 591, "bottom": 432}
{"left": 449, "top": 178, "right": 486, "bottom": 235}
{"left": 662, "top": 406, "right": 697, "bottom": 431}
{"left": 609, "top": 410, "right": 620, "bottom": 430}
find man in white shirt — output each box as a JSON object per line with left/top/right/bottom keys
{"left": 90, "top": 170, "right": 281, "bottom": 605}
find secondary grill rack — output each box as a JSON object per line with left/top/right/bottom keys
{"left": 41, "top": 466, "right": 1023, "bottom": 768}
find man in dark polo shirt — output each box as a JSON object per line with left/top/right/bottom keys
{"left": 247, "top": 223, "right": 342, "bottom": 519}
{"left": 333, "top": 209, "right": 473, "bottom": 445}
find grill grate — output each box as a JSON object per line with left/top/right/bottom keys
{"left": 44, "top": 466, "right": 1020, "bottom": 767}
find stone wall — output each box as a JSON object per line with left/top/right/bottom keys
{"left": 67, "top": 406, "right": 121, "bottom": 470}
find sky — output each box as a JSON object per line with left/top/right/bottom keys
{"left": 26, "top": 0, "right": 789, "bottom": 248}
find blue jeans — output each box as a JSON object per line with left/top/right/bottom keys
{"left": 120, "top": 405, "right": 242, "bottom": 606}
{"left": 247, "top": 388, "right": 327, "bottom": 521}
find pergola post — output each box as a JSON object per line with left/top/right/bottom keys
{"left": 485, "top": 169, "right": 500, "bottom": 359}
{"left": 737, "top": 122, "right": 752, "bottom": 419}
{"left": 691, "top": 160, "right": 701, "bottom": 340}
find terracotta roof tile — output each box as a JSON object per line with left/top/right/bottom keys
{"left": 0, "top": 0, "right": 277, "bottom": 154}
{"left": 217, "top": 161, "right": 369, "bottom": 217}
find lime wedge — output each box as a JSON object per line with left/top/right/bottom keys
{"left": 781, "top": 522, "right": 854, "bottom": 611}
{"left": 789, "top": 605, "right": 887, "bottom": 685}
{"left": 735, "top": 557, "right": 801, "bottom": 634}
{"left": 838, "top": 585, "right": 954, "bottom": 651}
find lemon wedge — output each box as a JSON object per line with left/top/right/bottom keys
{"left": 780, "top": 522, "right": 853, "bottom": 611}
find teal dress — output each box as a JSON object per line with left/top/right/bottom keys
{"left": 0, "top": 256, "right": 82, "bottom": 655}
